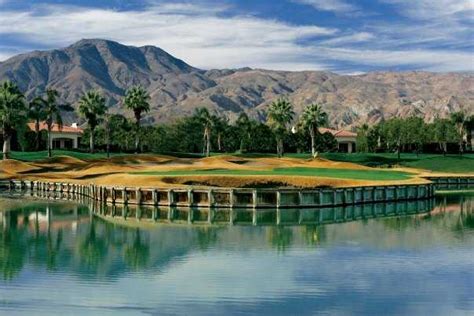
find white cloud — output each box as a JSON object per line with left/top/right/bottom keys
{"left": 383, "top": 0, "right": 473, "bottom": 20}
{"left": 293, "top": 0, "right": 358, "bottom": 13}
{"left": 320, "top": 32, "right": 375, "bottom": 46}
{"left": 0, "top": 2, "right": 471, "bottom": 72}
{"left": 0, "top": 3, "right": 336, "bottom": 70}
{"left": 318, "top": 47, "right": 474, "bottom": 72}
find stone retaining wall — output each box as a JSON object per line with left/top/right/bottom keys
{"left": 0, "top": 179, "right": 441, "bottom": 209}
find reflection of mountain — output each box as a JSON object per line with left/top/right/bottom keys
{"left": 0, "top": 194, "right": 472, "bottom": 281}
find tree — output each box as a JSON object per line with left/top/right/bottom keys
{"left": 195, "top": 108, "right": 214, "bottom": 157}
{"left": 78, "top": 91, "right": 107, "bottom": 153}
{"left": 0, "top": 81, "right": 26, "bottom": 159}
{"left": 299, "top": 103, "right": 327, "bottom": 157}
{"left": 433, "top": 118, "right": 457, "bottom": 156}
{"left": 212, "top": 115, "right": 228, "bottom": 152}
{"left": 235, "top": 112, "right": 254, "bottom": 153}
{"left": 123, "top": 86, "right": 150, "bottom": 153}
{"left": 404, "top": 116, "right": 426, "bottom": 156}
{"left": 356, "top": 124, "right": 370, "bottom": 153}
{"left": 450, "top": 111, "right": 466, "bottom": 155}
{"left": 383, "top": 118, "right": 403, "bottom": 161}
{"left": 35, "top": 89, "right": 73, "bottom": 157}
{"left": 28, "top": 97, "right": 46, "bottom": 151}
{"left": 464, "top": 115, "right": 474, "bottom": 151}
{"left": 267, "top": 98, "right": 294, "bottom": 157}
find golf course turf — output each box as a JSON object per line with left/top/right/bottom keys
{"left": 132, "top": 167, "right": 413, "bottom": 181}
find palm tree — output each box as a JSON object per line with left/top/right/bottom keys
{"left": 123, "top": 86, "right": 150, "bottom": 153}
{"left": 299, "top": 103, "right": 327, "bottom": 157}
{"left": 36, "top": 89, "right": 73, "bottom": 157}
{"left": 212, "top": 115, "right": 228, "bottom": 152}
{"left": 235, "top": 112, "right": 254, "bottom": 153}
{"left": 28, "top": 97, "right": 46, "bottom": 151}
{"left": 267, "top": 98, "right": 294, "bottom": 157}
{"left": 78, "top": 91, "right": 107, "bottom": 153}
{"left": 0, "top": 81, "right": 26, "bottom": 160}
{"left": 195, "top": 108, "right": 214, "bottom": 157}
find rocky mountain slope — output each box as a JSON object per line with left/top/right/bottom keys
{"left": 0, "top": 39, "right": 472, "bottom": 128}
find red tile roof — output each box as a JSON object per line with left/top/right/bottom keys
{"left": 318, "top": 127, "right": 357, "bottom": 138}
{"left": 27, "top": 122, "right": 83, "bottom": 134}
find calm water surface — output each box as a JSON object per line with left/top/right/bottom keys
{"left": 0, "top": 193, "right": 473, "bottom": 315}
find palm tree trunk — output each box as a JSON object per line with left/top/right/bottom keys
{"left": 35, "top": 120, "right": 40, "bottom": 151}
{"left": 47, "top": 126, "right": 52, "bottom": 158}
{"left": 277, "top": 138, "right": 283, "bottom": 158}
{"left": 310, "top": 128, "right": 316, "bottom": 157}
{"left": 106, "top": 127, "right": 110, "bottom": 159}
{"left": 205, "top": 128, "right": 211, "bottom": 157}
{"left": 2, "top": 134, "right": 11, "bottom": 160}
{"left": 217, "top": 133, "right": 222, "bottom": 152}
{"left": 90, "top": 129, "right": 95, "bottom": 153}
{"left": 135, "top": 120, "right": 140, "bottom": 154}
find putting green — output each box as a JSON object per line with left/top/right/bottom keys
{"left": 133, "top": 167, "right": 412, "bottom": 181}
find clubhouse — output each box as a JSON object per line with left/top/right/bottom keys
{"left": 319, "top": 127, "right": 357, "bottom": 153}
{"left": 26, "top": 122, "right": 83, "bottom": 149}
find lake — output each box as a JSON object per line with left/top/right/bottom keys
{"left": 0, "top": 193, "right": 473, "bottom": 315}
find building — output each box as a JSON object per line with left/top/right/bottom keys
{"left": 27, "top": 122, "right": 83, "bottom": 149}
{"left": 319, "top": 127, "right": 357, "bottom": 153}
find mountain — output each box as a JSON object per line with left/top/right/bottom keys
{"left": 0, "top": 39, "right": 472, "bottom": 128}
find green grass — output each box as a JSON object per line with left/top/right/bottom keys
{"left": 133, "top": 167, "right": 412, "bottom": 181}
{"left": 319, "top": 153, "right": 474, "bottom": 173}
{"left": 10, "top": 151, "right": 130, "bottom": 162}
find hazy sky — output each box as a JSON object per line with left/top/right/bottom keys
{"left": 0, "top": 0, "right": 472, "bottom": 73}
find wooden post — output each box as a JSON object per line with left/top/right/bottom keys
{"left": 276, "top": 191, "right": 281, "bottom": 208}
{"left": 168, "top": 190, "right": 174, "bottom": 206}
{"left": 208, "top": 189, "right": 214, "bottom": 207}
{"left": 123, "top": 188, "right": 128, "bottom": 205}
{"left": 188, "top": 189, "right": 193, "bottom": 206}
{"left": 153, "top": 189, "right": 158, "bottom": 206}
{"left": 252, "top": 189, "right": 257, "bottom": 209}
{"left": 136, "top": 188, "right": 142, "bottom": 205}
{"left": 229, "top": 189, "right": 234, "bottom": 208}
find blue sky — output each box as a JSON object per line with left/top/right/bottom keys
{"left": 0, "top": 0, "right": 472, "bottom": 73}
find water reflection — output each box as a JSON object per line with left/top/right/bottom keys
{"left": 0, "top": 193, "right": 473, "bottom": 315}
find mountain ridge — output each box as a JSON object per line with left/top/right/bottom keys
{"left": 0, "top": 39, "right": 472, "bottom": 128}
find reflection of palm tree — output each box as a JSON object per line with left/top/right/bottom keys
{"left": 267, "top": 227, "right": 293, "bottom": 252}
{"left": 124, "top": 229, "right": 150, "bottom": 270}
{"left": 302, "top": 225, "right": 325, "bottom": 246}
{"left": 196, "top": 227, "right": 218, "bottom": 250}
{"left": 46, "top": 229, "right": 63, "bottom": 271}
{"left": 78, "top": 220, "right": 107, "bottom": 270}
{"left": 0, "top": 213, "right": 26, "bottom": 280}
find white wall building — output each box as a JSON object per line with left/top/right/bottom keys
{"left": 27, "top": 122, "right": 83, "bottom": 149}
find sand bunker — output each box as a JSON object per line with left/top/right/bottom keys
{"left": 0, "top": 159, "right": 41, "bottom": 174}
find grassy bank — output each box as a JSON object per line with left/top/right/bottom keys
{"left": 319, "top": 153, "right": 474, "bottom": 173}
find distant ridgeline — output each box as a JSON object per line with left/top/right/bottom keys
{"left": 0, "top": 39, "right": 472, "bottom": 128}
